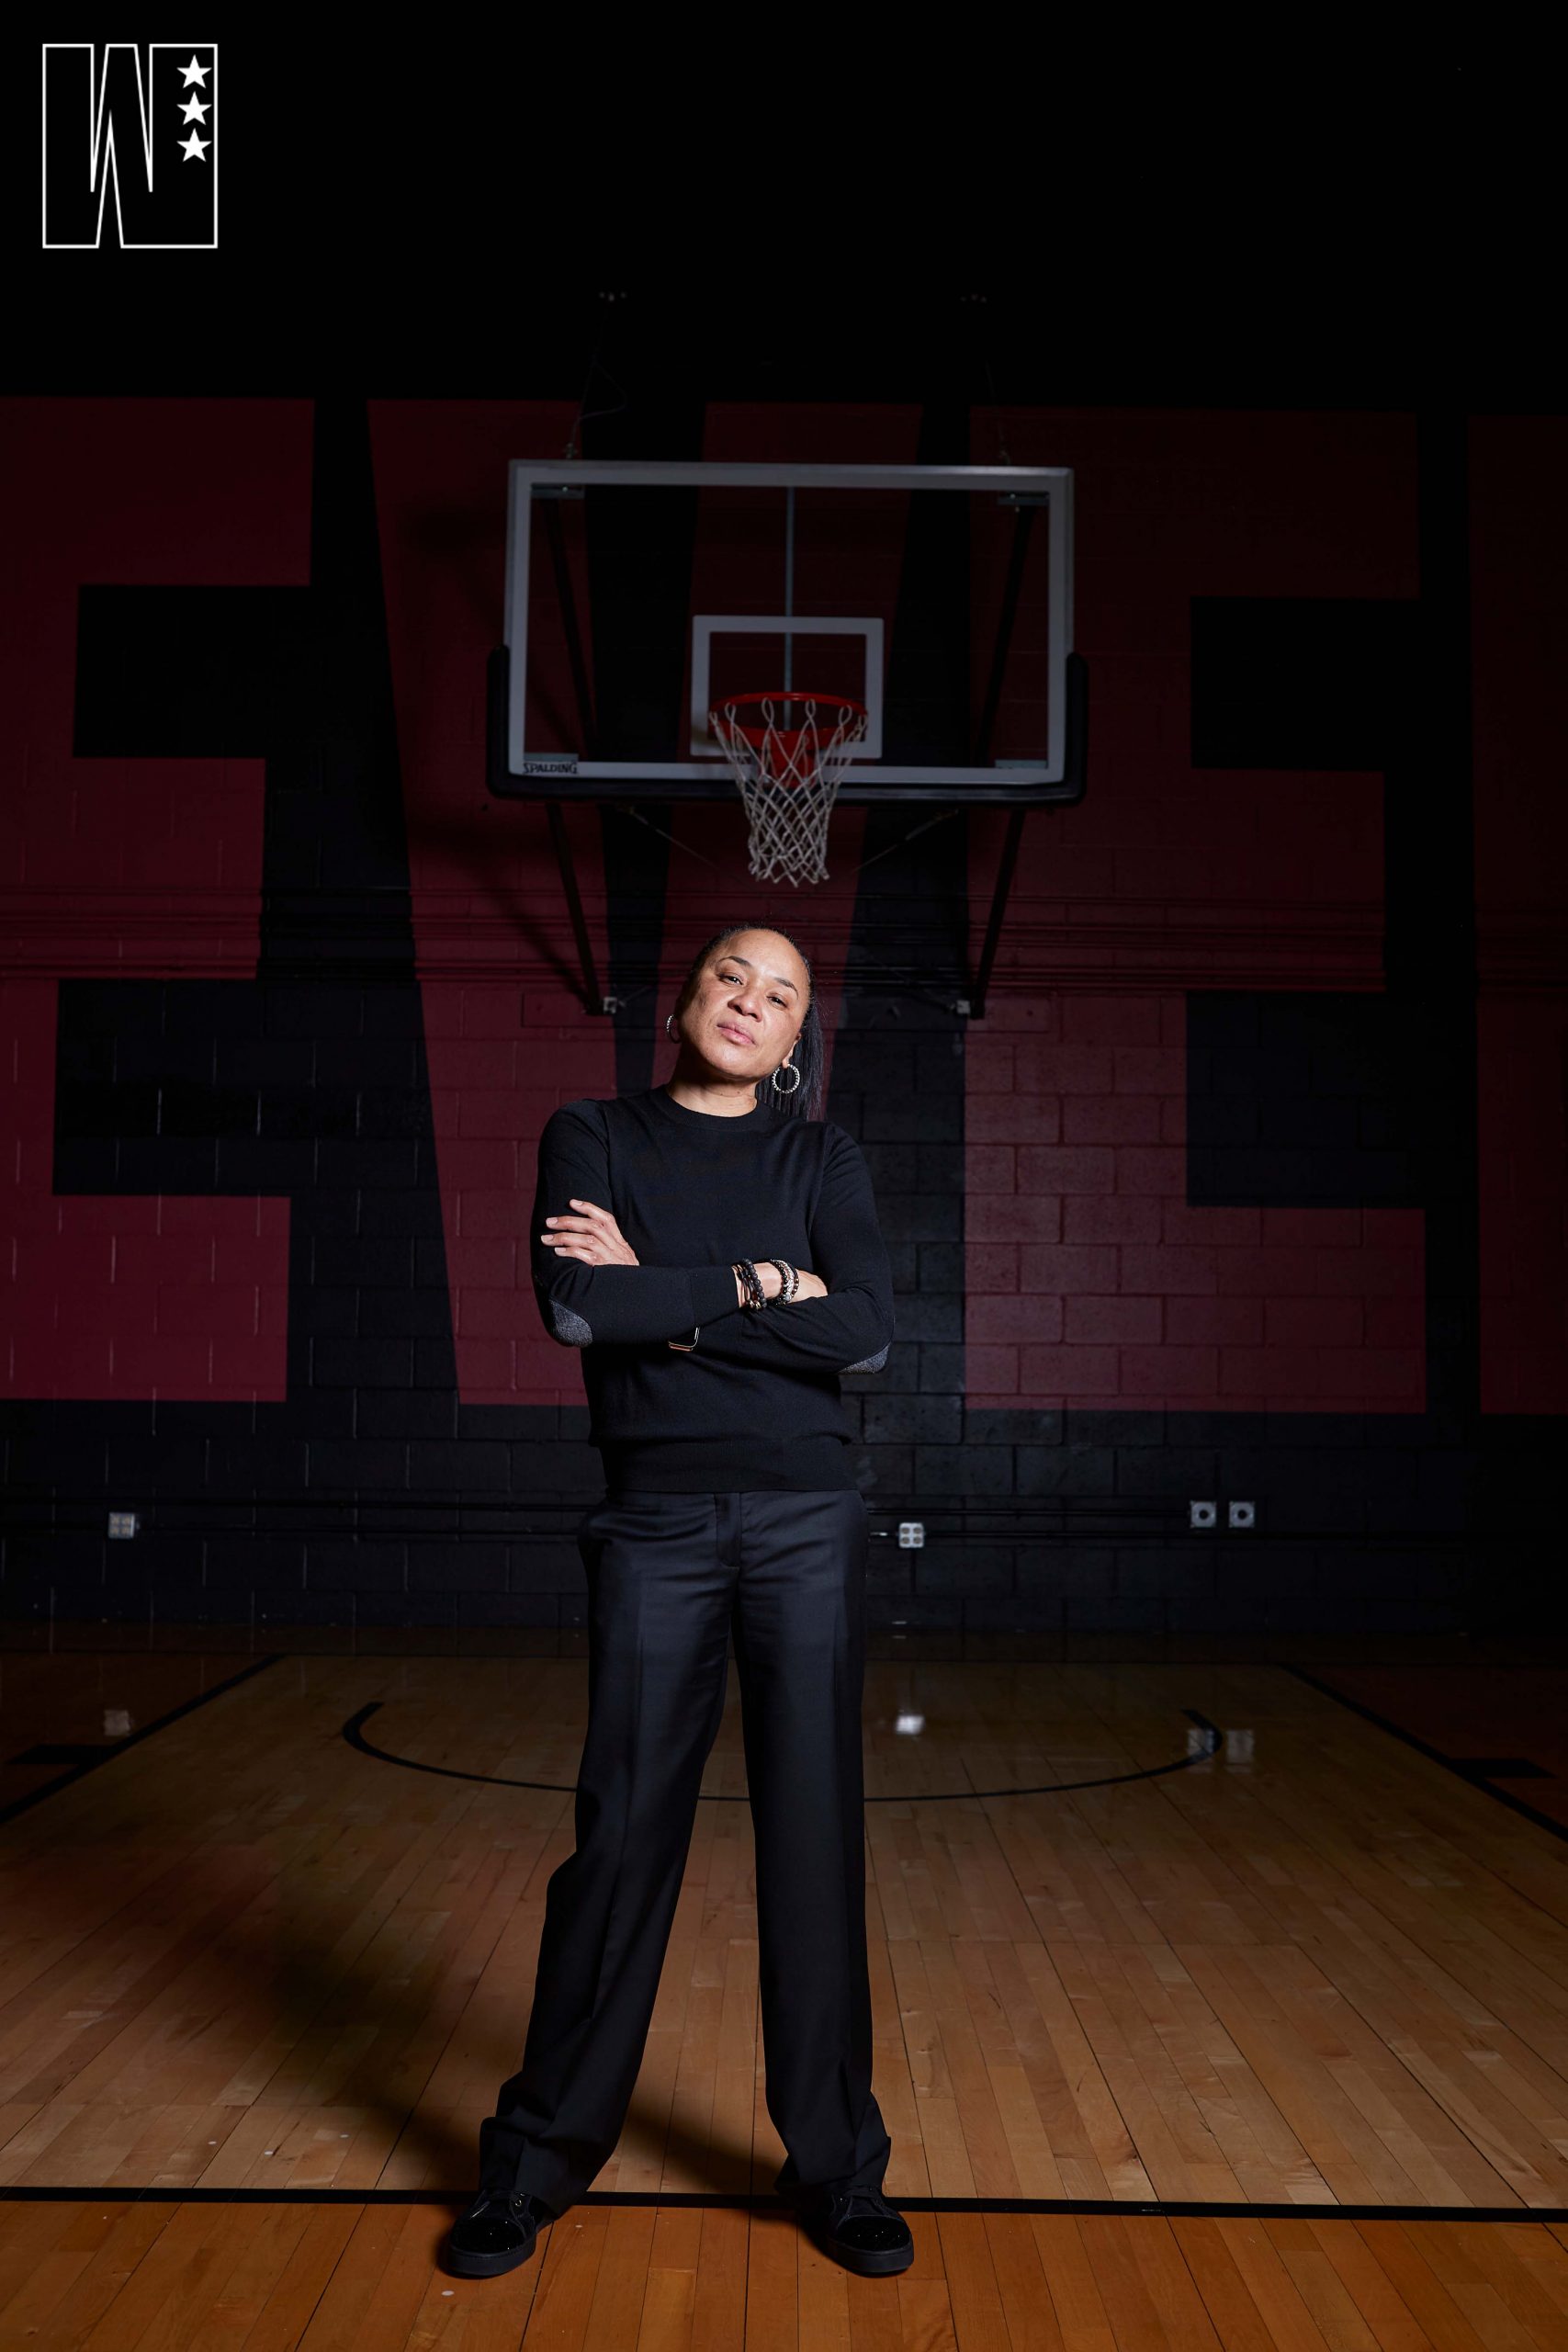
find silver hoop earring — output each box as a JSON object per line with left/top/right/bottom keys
{"left": 771, "top": 1061, "right": 802, "bottom": 1095}
{"left": 664, "top": 1012, "right": 678, "bottom": 1042}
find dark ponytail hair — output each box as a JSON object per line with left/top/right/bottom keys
{"left": 672, "top": 922, "right": 825, "bottom": 1122}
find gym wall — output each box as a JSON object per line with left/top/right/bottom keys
{"left": 0, "top": 395, "right": 1561, "bottom": 1637}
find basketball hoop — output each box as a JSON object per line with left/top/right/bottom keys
{"left": 708, "top": 690, "right": 868, "bottom": 887}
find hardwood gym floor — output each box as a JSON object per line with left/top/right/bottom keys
{"left": 2, "top": 1634, "right": 1566, "bottom": 2346}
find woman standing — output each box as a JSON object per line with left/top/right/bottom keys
{"left": 445, "top": 922, "right": 912, "bottom": 2282}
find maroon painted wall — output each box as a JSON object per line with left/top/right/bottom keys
{"left": 1, "top": 395, "right": 1562, "bottom": 1633}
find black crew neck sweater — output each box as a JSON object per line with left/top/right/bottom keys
{"left": 529, "top": 1085, "right": 896, "bottom": 1491}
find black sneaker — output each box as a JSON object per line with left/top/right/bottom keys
{"left": 798, "top": 2183, "right": 913, "bottom": 2277}
{"left": 442, "top": 2187, "right": 556, "bottom": 2278}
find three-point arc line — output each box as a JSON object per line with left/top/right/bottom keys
{"left": 341, "top": 1703, "right": 1224, "bottom": 1802}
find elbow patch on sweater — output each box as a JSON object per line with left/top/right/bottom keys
{"left": 547, "top": 1297, "right": 592, "bottom": 1346}
{"left": 841, "top": 1344, "right": 888, "bottom": 1374}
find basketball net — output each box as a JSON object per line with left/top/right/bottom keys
{"left": 708, "top": 692, "right": 868, "bottom": 887}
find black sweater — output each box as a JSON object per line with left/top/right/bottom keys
{"left": 530, "top": 1085, "right": 896, "bottom": 1490}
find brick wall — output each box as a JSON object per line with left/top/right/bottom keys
{"left": 0, "top": 393, "right": 1562, "bottom": 1637}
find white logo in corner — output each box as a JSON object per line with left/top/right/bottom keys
{"left": 42, "top": 45, "right": 218, "bottom": 250}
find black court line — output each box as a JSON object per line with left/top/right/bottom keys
{"left": 0, "top": 2185, "right": 1562, "bottom": 2223}
{"left": 0, "top": 1654, "right": 285, "bottom": 1827}
{"left": 342, "top": 1702, "right": 1226, "bottom": 1803}
{"left": 1285, "top": 1665, "right": 1568, "bottom": 1849}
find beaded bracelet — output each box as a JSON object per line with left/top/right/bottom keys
{"left": 732, "top": 1258, "right": 767, "bottom": 1311}
{"left": 763, "top": 1256, "right": 799, "bottom": 1302}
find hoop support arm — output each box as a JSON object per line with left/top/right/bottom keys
{"left": 545, "top": 800, "right": 610, "bottom": 1015}
{"left": 968, "top": 804, "right": 1031, "bottom": 1022}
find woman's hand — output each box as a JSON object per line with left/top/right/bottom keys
{"left": 540, "top": 1199, "right": 639, "bottom": 1266}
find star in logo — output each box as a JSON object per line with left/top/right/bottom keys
{"left": 179, "top": 55, "right": 209, "bottom": 86}
{"left": 180, "top": 95, "right": 209, "bottom": 124}
{"left": 179, "top": 130, "right": 210, "bottom": 162}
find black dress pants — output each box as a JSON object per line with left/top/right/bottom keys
{"left": 477, "top": 1487, "right": 893, "bottom": 2212}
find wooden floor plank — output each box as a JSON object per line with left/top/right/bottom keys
{"left": 130, "top": 2201, "right": 299, "bottom": 2352}
{"left": 64, "top": 2198, "right": 239, "bottom": 2350}
{"left": 182, "top": 2203, "right": 325, "bottom": 2352}
{"left": 1018, "top": 1943, "right": 1157, "bottom": 2199}
{"left": 780, "top": 2211, "right": 850, "bottom": 2352}
{"left": 576, "top": 2204, "right": 657, "bottom": 2350}
{"left": 739, "top": 2198, "right": 797, "bottom": 2352}
{"left": 884, "top": 2278, "right": 956, "bottom": 2352}
{"left": 210, "top": 2202, "right": 360, "bottom": 2352}
{"left": 886, "top": 1938, "right": 976, "bottom": 2197}
{"left": 1123, "top": 2213, "right": 1232, "bottom": 2350}
{"left": 981, "top": 2211, "right": 1068, "bottom": 2352}
{"left": 919, "top": 1937, "right": 1030, "bottom": 2197}
{"left": 1074, "top": 2213, "right": 1207, "bottom": 2352}
{"left": 933, "top": 2208, "right": 1012, "bottom": 2352}
{"left": 1400, "top": 2221, "right": 1548, "bottom": 2352}
{"left": 0, "top": 2198, "right": 135, "bottom": 2344}
{"left": 1485, "top": 2219, "right": 1568, "bottom": 2320}
{"left": 1028, "top": 2217, "right": 1120, "bottom": 2352}
{"left": 0, "top": 2195, "right": 93, "bottom": 2319}
{"left": 1207, "top": 2217, "right": 1340, "bottom": 2352}
{"left": 516, "top": 2199, "right": 605, "bottom": 2351}
{"left": 688, "top": 2204, "right": 749, "bottom": 2352}
{"left": 1350, "top": 2221, "right": 1495, "bottom": 2352}
{"left": 1168, "top": 2216, "right": 1284, "bottom": 2352}
{"left": 1175, "top": 1944, "right": 1427, "bottom": 2206}
{"left": 18, "top": 2204, "right": 181, "bottom": 2352}
{"left": 1259, "top": 2216, "right": 1383, "bottom": 2352}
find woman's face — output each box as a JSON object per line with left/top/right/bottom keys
{"left": 679, "top": 930, "right": 810, "bottom": 1080}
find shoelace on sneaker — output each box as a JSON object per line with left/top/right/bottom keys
{"left": 826, "top": 2188, "right": 896, "bottom": 2223}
